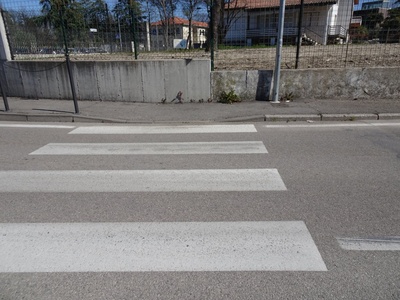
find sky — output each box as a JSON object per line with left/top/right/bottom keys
{"left": 0, "top": 0, "right": 209, "bottom": 22}
{"left": 1, "top": 0, "right": 398, "bottom": 17}
{"left": 0, "top": 0, "right": 120, "bottom": 13}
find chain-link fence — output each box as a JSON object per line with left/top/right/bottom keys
{"left": 0, "top": 0, "right": 399, "bottom": 69}
{"left": 0, "top": 0, "right": 152, "bottom": 56}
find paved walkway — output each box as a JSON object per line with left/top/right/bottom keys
{"left": 1, "top": 97, "right": 400, "bottom": 123}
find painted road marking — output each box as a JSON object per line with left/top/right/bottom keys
{"left": 69, "top": 124, "right": 257, "bottom": 134}
{"left": 264, "top": 122, "right": 400, "bottom": 129}
{"left": 337, "top": 237, "right": 400, "bottom": 251}
{"left": 0, "top": 169, "right": 287, "bottom": 192}
{"left": 0, "top": 221, "right": 327, "bottom": 272}
{"left": 0, "top": 124, "right": 75, "bottom": 129}
{"left": 29, "top": 141, "right": 268, "bottom": 155}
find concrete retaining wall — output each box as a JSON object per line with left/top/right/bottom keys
{"left": 0, "top": 59, "right": 211, "bottom": 102}
{"left": 212, "top": 67, "right": 400, "bottom": 101}
{"left": 1, "top": 60, "right": 399, "bottom": 102}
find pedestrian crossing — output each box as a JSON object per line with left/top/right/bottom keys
{"left": 0, "top": 123, "right": 327, "bottom": 273}
{"left": 0, "top": 221, "right": 327, "bottom": 272}
{"left": 69, "top": 124, "right": 258, "bottom": 134}
{"left": 0, "top": 169, "right": 287, "bottom": 192}
{"left": 29, "top": 141, "right": 268, "bottom": 155}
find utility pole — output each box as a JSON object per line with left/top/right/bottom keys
{"left": 271, "top": 0, "right": 286, "bottom": 103}
{"left": 0, "top": 10, "right": 10, "bottom": 111}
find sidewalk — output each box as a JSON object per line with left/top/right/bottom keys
{"left": 1, "top": 97, "right": 400, "bottom": 123}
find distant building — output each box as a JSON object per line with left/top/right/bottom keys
{"left": 223, "top": 0, "right": 354, "bottom": 46}
{"left": 150, "top": 17, "right": 208, "bottom": 50}
{"left": 354, "top": 0, "right": 398, "bottom": 10}
{"left": 362, "top": 0, "right": 391, "bottom": 9}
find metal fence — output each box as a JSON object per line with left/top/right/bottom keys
{"left": 0, "top": 0, "right": 399, "bottom": 70}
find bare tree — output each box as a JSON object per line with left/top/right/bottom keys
{"left": 205, "top": 0, "right": 244, "bottom": 50}
{"left": 150, "top": 0, "right": 177, "bottom": 48}
{"left": 220, "top": 0, "right": 244, "bottom": 44}
{"left": 181, "top": 0, "right": 203, "bottom": 48}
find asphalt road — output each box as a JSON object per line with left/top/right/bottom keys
{"left": 0, "top": 121, "right": 399, "bottom": 299}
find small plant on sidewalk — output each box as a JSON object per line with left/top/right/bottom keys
{"left": 218, "top": 90, "right": 241, "bottom": 104}
{"left": 280, "top": 92, "right": 294, "bottom": 102}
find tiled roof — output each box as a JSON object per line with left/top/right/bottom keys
{"left": 226, "top": 0, "right": 337, "bottom": 9}
{"left": 151, "top": 17, "right": 208, "bottom": 28}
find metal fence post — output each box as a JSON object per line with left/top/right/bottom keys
{"left": 295, "top": 0, "right": 304, "bottom": 69}
{"left": 130, "top": 4, "right": 139, "bottom": 60}
{"left": 0, "top": 71, "right": 9, "bottom": 111}
{"left": 210, "top": 0, "right": 215, "bottom": 71}
{"left": 60, "top": 8, "right": 79, "bottom": 114}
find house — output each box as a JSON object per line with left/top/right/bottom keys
{"left": 223, "top": 0, "right": 354, "bottom": 45}
{"left": 150, "top": 17, "right": 208, "bottom": 50}
{"left": 355, "top": 0, "right": 399, "bottom": 10}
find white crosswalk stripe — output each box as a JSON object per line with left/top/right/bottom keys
{"left": 1, "top": 124, "right": 327, "bottom": 273}
{"left": 0, "top": 169, "right": 287, "bottom": 192}
{"left": 0, "top": 221, "right": 327, "bottom": 272}
{"left": 69, "top": 124, "right": 257, "bottom": 134}
{"left": 29, "top": 141, "right": 268, "bottom": 155}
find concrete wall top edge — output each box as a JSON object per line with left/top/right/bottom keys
{"left": 4, "top": 58, "right": 210, "bottom": 64}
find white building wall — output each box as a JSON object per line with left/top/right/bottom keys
{"left": 224, "top": 10, "right": 247, "bottom": 42}
{"left": 336, "top": 0, "right": 353, "bottom": 30}
{"left": 224, "top": 4, "right": 345, "bottom": 46}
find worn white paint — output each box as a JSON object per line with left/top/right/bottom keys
{"left": 69, "top": 124, "right": 258, "bottom": 134}
{"left": 0, "top": 221, "right": 327, "bottom": 272}
{"left": 29, "top": 141, "right": 268, "bottom": 155}
{"left": 337, "top": 237, "right": 400, "bottom": 251}
{"left": 0, "top": 124, "right": 75, "bottom": 129}
{"left": 264, "top": 122, "right": 400, "bottom": 129}
{"left": 0, "top": 169, "right": 287, "bottom": 192}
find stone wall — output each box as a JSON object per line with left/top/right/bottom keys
{"left": 211, "top": 67, "right": 400, "bottom": 101}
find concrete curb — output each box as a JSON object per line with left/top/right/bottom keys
{"left": 264, "top": 114, "right": 322, "bottom": 122}
{"left": 1, "top": 112, "right": 400, "bottom": 124}
{"left": 221, "top": 115, "right": 266, "bottom": 122}
{"left": 0, "top": 112, "right": 128, "bottom": 123}
{"left": 378, "top": 113, "right": 400, "bottom": 120}
{"left": 320, "top": 113, "right": 378, "bottom": 121}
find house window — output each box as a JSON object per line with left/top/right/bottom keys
{"left": 304, "top": 12, "right": 320, "bottom": 27}
{"left": 265, "top": 12, "right": 278, "bottom": 29}
{"left": 285, "top": 11, "right": 296, "bottom": 27}
{"left": 256, "top": 15, "right": 263, "bottom": 29}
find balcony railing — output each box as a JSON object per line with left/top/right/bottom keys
{"left": 328, "top": 25, "right": 347, "bottom": 37}
{"left": 246, "top": 27, "right": 298, "bottom": 38}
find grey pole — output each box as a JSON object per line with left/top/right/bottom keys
{"left": 295, "top": 0, "right": 305, "bottom": 69}
{"left": 0, "top": 9, "right": 11, "bottom": 111}
{"left": 271, "top": 0, "right": 286, "bottom": 103}
{"left": 0, "top": 73, "right": 9, "bottom": 112}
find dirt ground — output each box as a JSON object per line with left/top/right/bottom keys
{"left": 15, "top": 43, "right": 400, "bottom": 70}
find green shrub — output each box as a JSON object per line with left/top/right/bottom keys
{"left": 218, "top": 90, "right": 241, "bottom": 104}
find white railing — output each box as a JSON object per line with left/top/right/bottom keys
{"left": 246, "top": 27, "right": 298, "bottom": 37}
{"left": 328, "top": 25, "right": 347, "bottom": 37}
